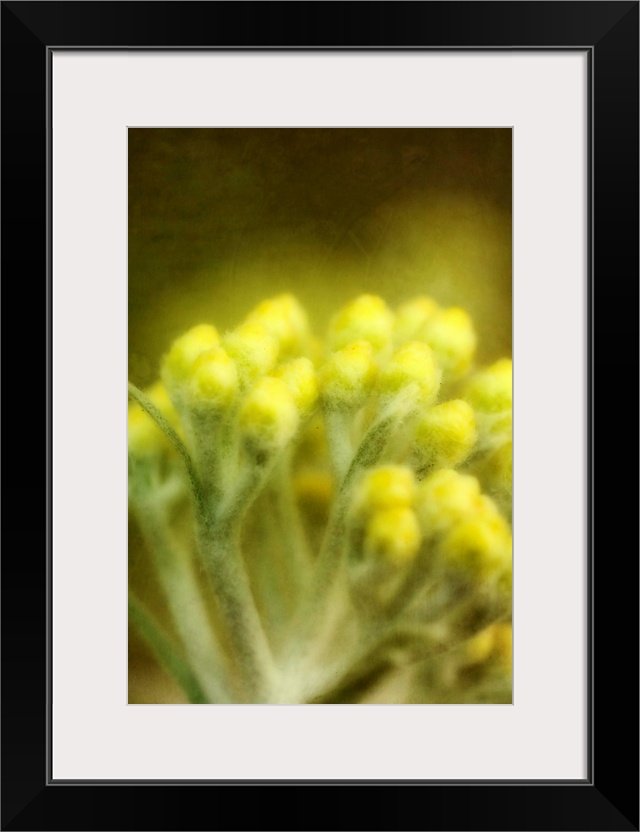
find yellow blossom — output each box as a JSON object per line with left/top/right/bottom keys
{"left": 187, "top": 347, "right": 238, "bottom": 409}
{"left": 318, "top": 341, "right": 377, "bottom": 410}
{"left": 327, "top": 294, "right": 394, "bottom": 352}
{"left": 364, "top": 506, "right": 422, "bottom": 565}
{"left": 352, "top": 465, "right": 417, "bottom": 517}
{"left": 275, "top": 357, "right": 319, "bottom": 414}
{"left": 440, "top": 511, "right": 511, "bottom": 580}
{"left": 466, "top": 358, "right": 512, "bottom": 414}
{"left": 378, "top": 341, "right": 441, "bottom": 404}
{"left": 223, "top": 322, "right": 279, "bottom": 387}
{"left": 246, "top": 293, "right": 310, "bottom": 355}
{"left": 239, "top": 376, "right": 300, "bottom": 453}
{"left": 162, "top": 324, "right": 220, "bottom": 389}
{"left": 420, "top": 307, "right": 476, "bottom": 381}
{"left": 414, "top": 399, "right": 476, "bottom": 469}
{"left": 417, "top": 469, "right": 488, "bottom": 537}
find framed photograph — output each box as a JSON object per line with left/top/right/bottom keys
{"left": 3, "top": 2, "right": 637, "bottom": 830}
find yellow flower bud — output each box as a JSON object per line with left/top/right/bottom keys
{"left": 378, "top": 341, "right": 441, "bottom": 404}
{"left": 162, "top": 324, "right": 220, "bottom": 387}
{"left": 223, "top": 322, "right": 279, "bottom": 386}
{"left": 187, "top": 347, "right": 238, "bottom": 409}
{"left": 352, "top": 465, "right": 417, "bottom": 517}
{"left": 417, "top": 469, "right": 488, "bottom": 536}
{"left": 275, "top": 357, "right": 319, "bottom": 414}
{"left": 318, "top": 341, "right": 377, "bottom": 410}
{"left": 440, "top": 511, "right": 511, "bottom": 580}
{"left": 485, "top": 409, "right": 512, "bottom": 445}
{"left": 239, "top": 376, "right": 299, "bottom": 453}
{"left": 466, "top": 358, "right": 512, "bottom": 414}
{"left": 414, "top": 399, "right": 476, "bottom": 468}
{"left": 246, "top": 293, "right": 310, "bottom": 355}
{"left": 128, "top": 382, "right": 179, "bottom": 456}
{"left": 327, "top": 294, "right": 394, "bottom": 352}
{"left": 393, "top": 296, "right": 439, "bottom": 343}
{"left": 420, "top": 307, "right": 476, "bottom": 381}
{"left": 364, "top": 506, "right": 422, "bottom": 565}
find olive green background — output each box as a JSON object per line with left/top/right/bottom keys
{"left": 129, "top": 128, "right": 512, "bottom": 386}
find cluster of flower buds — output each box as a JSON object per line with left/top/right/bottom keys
{"left": 351, "top": 465, "right": 421, "bottom": 564}
{"left": 128, "top": 292, "right": 512, "bottom": 705}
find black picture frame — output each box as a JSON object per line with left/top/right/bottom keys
{"left": 2, "top": 2, "right": 638, "bottom": 830}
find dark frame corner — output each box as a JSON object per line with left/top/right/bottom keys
{"left": 2, "top": 2, "right": 638, "bottom": 830}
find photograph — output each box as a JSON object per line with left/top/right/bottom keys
{"left": 127, "top": 127, "right": 513, "bottom": 705}
{"left": 2, "top": 0, "right": 637, "bottom": 822}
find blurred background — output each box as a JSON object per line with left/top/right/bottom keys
{"left": 129, "top": 127, "right": 511, "bottom": 386}
{"left": 128, "top": 127, "right": 512, "bottom": 703}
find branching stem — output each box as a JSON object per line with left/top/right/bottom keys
{"left": 128, "top": 594, "right": 208, "bottom": 704}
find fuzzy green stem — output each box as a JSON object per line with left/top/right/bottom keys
{"left": 128, "top": 595, "right": 208, "bottom": 704}
{"left": 272, "top": 453, "right": 311, "bottom": 579}
{"left": 313, "top": 389, "right": 419, "bottom": 603}
{"left": 133, "top": 499, "right": 230, "bottom": 703}
{"left": 248, "top": 494, "right": 292, "bottom": 645}
{"left": 128, "top": 381, "right": 204, "bottom": 513}
{"left": 193, "top": 461, "right": 281, "bottom": 701}
{"left": 249, "top": 457, "right": 312, "bottom": 647}
{"left": 196, "top": 515, "right": 276, "bottom": 701}
{"left": 324, "top": 408, "right": 353, "bottom": 481}
{"left": 279, "top": 388, "right": 421, "bottom": 680}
